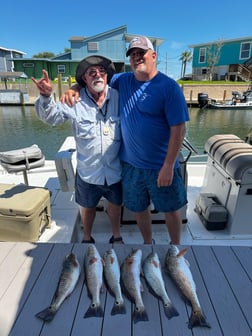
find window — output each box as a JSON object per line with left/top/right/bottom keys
{"left": 88, "top": 42, "right": 99, "bottom": 51}
{"left": 240, "top": 42, "right": 251, "bottom": 60}
{"left": 57, "top": 65, "right": 66, "bottom": 74}
{"left": 23, "top": 63, "right": 34, "bottom": 67}
{"left": 199, "top": 48, "right": 206, "bottom": 63}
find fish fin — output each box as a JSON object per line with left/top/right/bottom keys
{"left": 163, "top": 303, "right": 180, "bottom": 319}
{"left": 140, "top": 280, "right": 144, "bottom": 292}
{"left": 185, "top": 258, "right": 190, "bottom": 267}
{"left": 111, "top": 301, "right": 126, "bottom": 315}
{"left": 35, "top": 307, "right": 56, "bottom": 322}
{"left": 177, "top": 248, "right": 187, "bottom": 258}
{"left": 188, "top": 310, "right": 211, "bottom": 329}
{"left": 84, "top": 303, "right": 104, "bottom": 318}
{"left": 133, "top": 307, "right": 149, "bottom": 323}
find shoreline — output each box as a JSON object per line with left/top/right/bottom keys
{"left": 0, "top": 83, "right": 250, "bottom": 106}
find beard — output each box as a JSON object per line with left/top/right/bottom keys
{"left": 91, "top": 78, "right": 105, "bottom": 93}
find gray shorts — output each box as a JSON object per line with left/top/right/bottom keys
{"left": 122, "top": 162, "right": 187, "bottom": 212}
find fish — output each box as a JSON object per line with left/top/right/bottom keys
{"left": 165, "top": 245, "right": 211, "bottom": 329}
{"left": 142, "top": 251, "right": 179, "bottom": 319}
{"left": 84, "top": 244, "right": 104, "bottom": 318}
{"left": 121, "top": 248, "right": 148, "bottom": 323}
{"left": 35, "top": 252, "right": 81, "bottom": 322}
{"left": 103, "top": 248, "right": 126, "bottom": 315}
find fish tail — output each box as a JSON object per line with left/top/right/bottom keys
{"left": 84, "top": 304, "right": 104, "bottom": 318}
{"left": 163, "top": 303, "right": 179, "bottom": 319}
{"left": 132, "top": 307, "right": 149, "bottom": 323}
{"left": 111, "top": 301, "right": 126, "bottom": 315}
{"left": 35, "top": 307, "right": 56, "bottom": 322}
{"left": 188, "top": 310, "right": 211, "bottom": 329}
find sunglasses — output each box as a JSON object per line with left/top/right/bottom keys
{"left": 86, "top": 67, "right": 107, "bottom": 77}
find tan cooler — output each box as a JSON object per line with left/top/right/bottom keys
{"left": 0, "top": 183, "right": 51, "bottom": 242}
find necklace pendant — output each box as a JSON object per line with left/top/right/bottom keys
{"left": 103, "top": 126, "right": 109, "bottom": 136}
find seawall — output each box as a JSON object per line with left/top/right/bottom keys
{"left": 0, "top": 82, "right": 250, "bottom": 105}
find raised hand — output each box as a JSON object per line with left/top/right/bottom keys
{"left": 32, "top": 69, "right": 53, "bottom": 97}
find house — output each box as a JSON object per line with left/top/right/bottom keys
{"left": 12, "top": 25, "right": 164, "bottom": 80}
{"left": 0, "top": 47, "right": 25, "bottom": 80}
{"left": 189, "top": 36, "right": 252, "bottom": 81}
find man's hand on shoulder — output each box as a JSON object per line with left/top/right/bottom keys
{"left": 60, "top": 84, "right": 81, "bottom": 106}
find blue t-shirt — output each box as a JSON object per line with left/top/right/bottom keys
{"left": 110, "top": 72, "right": 189, "bottom": 169}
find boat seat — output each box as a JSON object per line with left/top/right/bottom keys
{"left": 204, "top": 134, "right": 243, "bottom": 157}
{"left": 225, "top": 152, "right": 252, "bottom": 181}
{"left": 214, "top": 142, "right": 252, "bottom": 168}
{"left": 0, "top": 145, "right": 45, "bottom": 185}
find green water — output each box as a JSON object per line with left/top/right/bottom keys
{"left": 0, "top": 105, "right": 251, "bottom": 160}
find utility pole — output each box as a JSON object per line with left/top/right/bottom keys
{"left": 165, "top": 52, "right": 168, "bottom": 75}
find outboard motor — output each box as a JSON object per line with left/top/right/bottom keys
{"left": 198, "top": 93, "right": 209, "bottom": 108}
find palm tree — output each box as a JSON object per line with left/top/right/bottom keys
{"left": 179, "top": 50, "right": 192, "bottom": 79}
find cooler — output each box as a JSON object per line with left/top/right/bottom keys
{"left": 196, "top": 134, "right": 252, "bottom": 234}
{"left": 0, "top": 183, "right": 51, "bottom": 242}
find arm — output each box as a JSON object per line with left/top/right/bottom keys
{"left": 157, "top": 123, "right": 186, "bottom": 187}
{"left": 32, "top": 70, "right": 68, "bottom": 126}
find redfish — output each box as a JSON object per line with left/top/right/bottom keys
{"left": 143, "top": 251, "right": 179, "bottom": 319}
{"left": 166, "top": 245, "right": 211, "bottom": 329}
{"left": 84, "top": 244, "right": 104, "bottom": 318}
{"left": 103, "top": 248, "right": 126, "bottom": 315}
{"left": 121, "top": 248, "right": 148, "bottom": 323}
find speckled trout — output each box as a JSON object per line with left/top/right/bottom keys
{"left": 143, "top": 251, "right": 179, "bottom": 319}
{"left": 35, "top": 253, "right": 81, "bottom": 322}
{"left": 121, "top": 248, "right": 148, "bottom": 323}
{"left": 166, "top": 245, "right": 211, "bottom": 329}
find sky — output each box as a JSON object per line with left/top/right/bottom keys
{"left": 1, "top": 0, "right": 252, "bottom": 79}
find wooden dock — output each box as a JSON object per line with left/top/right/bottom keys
{"left": 0, "top": 243, "right": 251, "bottom": 336}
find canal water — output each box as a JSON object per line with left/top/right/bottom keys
{"left": 0, "top": 105, "right": 252, "bottom": 161}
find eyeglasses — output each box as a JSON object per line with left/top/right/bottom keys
{"left": 86, "top": 67, "right": 107, "bottom": 77}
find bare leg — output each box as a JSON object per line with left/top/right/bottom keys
{"left": 106, "top": 202, "right": 122, "bottom": 239}
{"left": 81, "top": 207, "right": 96, "bottom": 241}
{"left": 135, "top": 209, "right": 152, "bottom": 244}
{"left": 164, "top": 210, "right": 182, "bottom": 245}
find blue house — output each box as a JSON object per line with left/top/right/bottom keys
{"left": 189, "top": 36, "right": 252, "bottom": 81}
{"left": 12, "top": 25, "right": 164, "bottom": 80}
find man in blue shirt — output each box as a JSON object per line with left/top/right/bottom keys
{"left": 62, "top": 36, "right": 189, "bottom": 245}
{"left": 32, "top": 56, "right": 124, "bottom": 244}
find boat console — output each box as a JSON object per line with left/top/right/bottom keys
{"left": 196, "top": 134, "right": 252, "bottom": 235}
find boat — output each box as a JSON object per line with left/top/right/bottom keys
{"left": 207, "top": 89, "right": 252, "bottom": 109}
{"left": 0, "top": 134, "right": 252, "bottom": 247}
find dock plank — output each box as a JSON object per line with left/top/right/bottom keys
{"left": 9, "top": 244, "right": 74, "bottom": 336}
{"left": 193, "top": 245, "right": 251, "bottom": 335}
{"left": 232, "top": 246, "right": 252, "bottom": 280}
{"left": 212, "top": 246, "right": 252, "bottom": 331}
{"left": 0, "top": 243, "right": 251, "bottom": 336}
